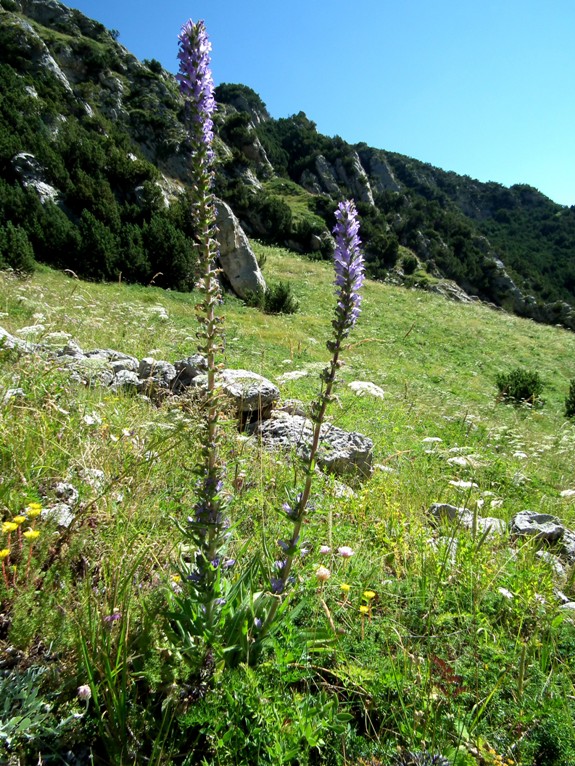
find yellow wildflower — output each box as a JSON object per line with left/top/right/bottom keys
{"left": 2, "top": 522, "right": 18, "bottom": 534}
{"left": 340, "top": 583, "right": 351, "bottom": 593}
{"left": 359, "top": 605, "right": 369, "bottom": 615}
{"left": 171, "top": 574, "right": 181, "bottom": 583}
{"left": 26, "top": 503, "right": 42, "bottom": 518}
{"left": 23, "top": 529, "right": 40, "bottom": 541}
{"left": 12, "top": 515, "right": 27, "bottom": 525}
{"left": 363, "top": 590, "right": 376, "bottom": 600}
{"left": 0, "top": 549, "right": 10, "bottom": 560}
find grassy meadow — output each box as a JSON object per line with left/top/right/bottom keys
{"left": 1, "top": 245, "right": 575, "bottom": 765}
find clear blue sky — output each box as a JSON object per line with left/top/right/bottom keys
{"left": 67, "top": 0, "right": 575, "bottom": 207}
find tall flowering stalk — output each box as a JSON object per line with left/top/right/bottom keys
{"left": 262, "top": 200, "right": 364, "bottom": 630}
{"left": 174, "top": 20, "right": 229, "bottom": 639}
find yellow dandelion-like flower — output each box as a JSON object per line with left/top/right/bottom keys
{"left": 340, "top": 583, "right": 351, "bottom": 593}
{"left": 12, "top": 515, "right": 27, "bottom": 525}
{"left": 363, "top": 590, "right": 376, "bottom": 600}
{"left": 171, "top": 574, "right": 181, "bottom": 583}
{"left": 2, "top": 522, "right": 18, "bottom": 534}
{"left": 359, "top": 605, "right": 369, "bottom": 615}
{"left": 26, "top": 503, "right": 42, "bottom": 518}
{"left": 0, "top": 549, "right": 10, "bottom": 560}
{"left": 23, "top": 529, "right": 40, "bottom": 541}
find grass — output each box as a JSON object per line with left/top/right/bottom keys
{"left": 1, "top": 249, "right": 575, "bottom": 765}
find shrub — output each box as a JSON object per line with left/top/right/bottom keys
{"left": 245, "top": 280, "right": 299, "bottom": 314}
{"left": 496, "top": 367, "right": 544, "bottom": 405}
{"left": 402, "top": 253, "right": 418, "bottom": 275}
{"left": 0, "top": 221, "right": 35, "bottom": 273}
{"left": 565, "top": 379, "right": 575, "bottom": 418}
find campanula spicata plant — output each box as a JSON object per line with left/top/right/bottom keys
{"left": 260, "top": 199, "right": 365, "bottom": 633}
{"left": 168, "top": 19, "right": 231, "bottom": 650}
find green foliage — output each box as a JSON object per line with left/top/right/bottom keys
{"left": 178, "top": 663, "right": 349, "bottom": 764}
{"left": 0, "top": 221, "right": 35, "bottom": 272}
{"left": 0, "top": 666, "right": 80, "bottom": 758}
{"left": 565, "top": 378, "right": 575, "bottom": 418}
{"left": 244, "top": 280, "right": 300, "bottom": 314}
{"left": 496, "top": 367, "right": 544, "bottom": 405}
{"left": 402, "top": 252, "right": 418, "bottom": 275}
{"left": 215, "top": 82, "right": 269, "bottom": 118}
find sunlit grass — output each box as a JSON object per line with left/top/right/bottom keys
{"left": 1, "top": 248, "right": 575, "bottom": 763}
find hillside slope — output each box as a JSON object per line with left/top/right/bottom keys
{"left": 1, "top": 0, "right": 574, "bottom": 330}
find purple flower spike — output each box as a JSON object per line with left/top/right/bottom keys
{"left": 177, "top": 19, "right": 216, "bottom": 166}
{"left": 332, "top": 200, "right": 365, "bottom": 334}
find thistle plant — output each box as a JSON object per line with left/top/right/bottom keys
{"left": 170, "top": 20, "right": 230, "bottom": 645}
{"left": 261, "top": 199, "right": 365, "bottom": 630}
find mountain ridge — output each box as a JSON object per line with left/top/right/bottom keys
{"left": 1, "top": 0, "right": 574, "bottom": 330}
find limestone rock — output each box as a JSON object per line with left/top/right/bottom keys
{"left": 110, "top": 369, "right": 140, "bottom": 391}
{"left": 220, "top": 369, "right": 279, "bottom": 424}
{"left": 0, "top": 325, "right": 36, "bottom": 353}
{"left": 357, "top": 149, "right": 401, "bottom": 194}
{"left": 11, "top": 152, "right": 61, "bottom": 205}
{"left": 138, "top": 358, "right": 177, "bottom": 391}
{"left": 215, "top": 199, "right": 266, "bottom": 299}
{"left": 509, "top": 511, "right": 565, "bottom": 543}
{"left": 314, "top": 155, "right": 341, "bottom": 197}
{"left": 255, "top": 411, "right": 373, "bottom": 478}
{"left": 172, "top": 355, "right": 208, "bottom": 393}
{"left": 334, "top": 152, "right": 374, "bottom": 205}
{"left": 429, "top": 503, "right": 506, "bottom": 538}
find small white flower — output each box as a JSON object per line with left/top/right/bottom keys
{"left": 338, "top": 546, "right": 354, "bottom": 558}
{"left": 498, "top": 587, "right": 514, "bottom": 600}
{"left": 449, "top": 480, "right": 478, "bottom": 490}
{"left": 319, "top": 545, "right": 331, "bottom": 554}
{"left": 77, "top": 684, "right": 92, "bottom": 701}
{"left": 447, "top": 456, "right": 470, "bottom": 467}
{"left": 315, "top": 565, "right": 331, "bottom": 583}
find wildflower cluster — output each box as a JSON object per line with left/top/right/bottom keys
{"left": 1, "top": 502, "right": 43, "bottom": 587}
{"left": 170, "top": 16, "right": 367, "bottom": 664}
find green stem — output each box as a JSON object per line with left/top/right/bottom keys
{"left": 262, "top": 342, "right": 342, "bottom": 633}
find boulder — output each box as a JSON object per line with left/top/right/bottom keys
{"left": 509, "top": 511, "right": 565, "bottom": 543}
{"left": 172, "top": 354, "right": 208, "bottom": 393}
{"left": 255, "top": 411, "right": 373, "bottom": 478}
{"left": 138, "top": 357, "right": 177, "bottom": 392}
{"left": 110, "top": 369, "right": 140, "bottom": 391}
{"left": 0, "top": 325, "right": 36, "bottom": 353}
{"left": 429, "top": 503, "right": 506, "bottom": 538}
{"left": 215, "top": 199, "right": 266, "bottom": 299}
{"left": 219, "top": 369, "right": 279, "bottom": 425}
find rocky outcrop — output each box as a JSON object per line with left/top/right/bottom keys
{"left": 8, "top": 16, "right": 73, "bottom": 93}
{"left": 219, "top": 369, "right": 280, "bottom": 425}
{"left": 313, "top": 156, "right": 341, "bottom": 197}
{"left": 215, "top": 199, "right": 266, "bottom": 298}
{"left": 334, "top": 152, "right": 374, "bottom": 206}
{"left": 11, "top": 153, "right": 61, "bottom": 205}
{"left": 357, "top": 147, "right": 401, "bottom": 194}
